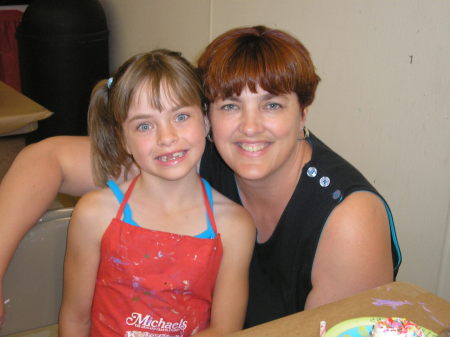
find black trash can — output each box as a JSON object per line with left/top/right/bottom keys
{"left": 16, "top": 0, "right": 109, "bottom": 143}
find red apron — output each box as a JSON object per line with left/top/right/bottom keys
{"left": 90, "top": 177, "right": 223, "bottom": 337}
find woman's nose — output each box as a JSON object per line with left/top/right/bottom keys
{"left": 157, "top": 123, "right": 178, "bottom": 146}
{"left": 239, "top": 109, "right": 264, "bottom": 136}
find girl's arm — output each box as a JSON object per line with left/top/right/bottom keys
{"left": 305, "top": 191, "right": 394, "bottom": 309}
{"left": 194, "top": 202, "right": 256, "bottom": 337}
{"left": 58, "top": 192, "right": 106, "bottom": 336}
{"left": 0, "top": 136, "right": 138, "bottom": 326}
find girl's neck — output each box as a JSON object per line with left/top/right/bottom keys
{"left": 133, "top": 170, "right": 203, "bottom": 211}
{"left": 126, "top": 169, "right": 208, "bottom": 235}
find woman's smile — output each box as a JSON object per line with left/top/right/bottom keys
{"left": 235, "top": 141, "right": 271, "bottom": 154}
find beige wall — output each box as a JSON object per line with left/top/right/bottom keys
{"left": 99, "top": 0, "right": 450, "bottom": 301}
{"left": 99, "top": 0, "right": 211, "bottom": 68}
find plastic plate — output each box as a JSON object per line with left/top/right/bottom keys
{"left": 324, "top": 317, "right": 437, "bottom": 337}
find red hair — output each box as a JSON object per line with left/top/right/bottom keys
{"left": 197, "top": 25, "right": 321, "bottom": 109}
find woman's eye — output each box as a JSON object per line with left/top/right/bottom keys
{"left": 265, "top": 102, "right": 282, "bottom": 110}
{"left": 137, "top": 122, "right": 152, "bottom": 132}
{"left": 220, "top": 103, "right": 238, "bottom": 111}
{"left": 175, "top": 113, "right": 189, "bottom": 122}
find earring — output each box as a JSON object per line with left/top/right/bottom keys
{"left": 297, "top": 127, "right": 310, "bottom": 141}
{"left": 206, "top": 132, "right": 214, "bottom": 142}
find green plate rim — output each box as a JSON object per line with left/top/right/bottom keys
{"left": 324, "top": 316, "right": 437, "bottom": 337}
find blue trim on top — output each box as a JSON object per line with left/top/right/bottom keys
{"left": 383, "top": 201, "right": 402, "bottom": 270}
{"left": 106, "top": 180, "right": 139, "bottom": 227}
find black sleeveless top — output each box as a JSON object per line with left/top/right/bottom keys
{"left": 200, "top": 132, "right": 402, "bottom": 328}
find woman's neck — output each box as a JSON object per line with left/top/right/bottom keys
{"left": 236, "top": 141, "right": 312, "bottom": 242}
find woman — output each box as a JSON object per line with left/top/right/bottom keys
{"left": 0, "top": 25, "right": 401, "bottom": 328}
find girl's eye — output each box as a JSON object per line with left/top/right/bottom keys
{"left": 137, "top": 122, "right": 153, "bottom": 132}
{"left": 220, "top": 103, "right": 238, "bottom": 111}
{"left": 175, "top": 113, "right": 189, "bottom": 122}
{"left": 265, "top": 102, "right": 282, "bottom": 110}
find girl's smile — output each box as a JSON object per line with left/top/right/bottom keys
{"left": 155, "top": 150, "right": 188, "bottom": 165}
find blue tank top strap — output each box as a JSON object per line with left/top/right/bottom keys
{"left": 106, "top": 178, "right": 216, "bottom": 238}
{"left": 196, "top": 178, "right": 216, "bottom": 239}
{"left": 106, "top": 180, "right": 139, "bottom": 227}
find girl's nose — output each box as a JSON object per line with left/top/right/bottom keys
{"left": 157, "top": 123, "right": 178, "bottom": 146}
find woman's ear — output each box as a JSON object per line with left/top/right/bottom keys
{"left": 302, "top": 107, "right": 309, "bottom": 123}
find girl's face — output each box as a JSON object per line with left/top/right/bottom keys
{"left": 123, "top": 85, "right": 207, "bottom": 182}
{"left": 209, "top": 86, "right": 306, "bottom": 182}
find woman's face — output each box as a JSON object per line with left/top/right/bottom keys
{"left": 209, "top": 86, "right": 307, "bottom": 182}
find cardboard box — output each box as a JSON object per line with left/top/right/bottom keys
{"left": 0, "top": 80, "right": 52, "bottom": 136}
{"left": 0, "top": 81, "right": 52, "bottom": 181}
{"left": 229, "top": 282, "right": 450, "bottom": 336}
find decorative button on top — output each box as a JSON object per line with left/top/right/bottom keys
{"left": 319, "top": 176, "right": 330, "bottom": 187}
{"left": 307, "top": 166, "right": 318, "bottom": 178}
{"left": 332, "top": 189, "right": 341, "bottom": 200}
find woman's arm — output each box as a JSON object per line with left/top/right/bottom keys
{"left": 0, "top": 136, "right": 94, "bottom": 325}
{"left": 194, "top": 201, "right": 256, "bottom": 336}
{"left": 305, "top": 191, "right": 393, "bottom": 309}
{"left": 58, "top": 192, "right": 106, "bottom": 337}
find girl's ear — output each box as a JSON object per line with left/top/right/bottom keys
{"left": 122, "top": 129, "right": 132, "bottom": 156}
{"left": 203, "top": 115, "right": 211, "bottom": 136}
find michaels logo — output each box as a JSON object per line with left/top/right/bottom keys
{"left": 125, "top": 312, "right": 187, "bottom": 332}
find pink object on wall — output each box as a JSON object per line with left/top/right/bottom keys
{"left": 0, "top": 10, "right": 23, "bottom": 91}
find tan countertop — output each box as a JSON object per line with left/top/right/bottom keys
{"left": 229, "top": 282, "right": 450, "bottom": 337}
{"left": 10, "top": 282, "right": 450, "bottom": 337}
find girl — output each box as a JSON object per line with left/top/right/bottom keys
{"left": 58, "top": 50, "right": 255, "bottom": 337}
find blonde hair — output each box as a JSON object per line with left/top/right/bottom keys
{"left": 88, "top": 49, "right": 204, "bottom": 186}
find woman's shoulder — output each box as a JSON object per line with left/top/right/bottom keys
{"left": 305, "top": 132, "right": 377, "bottom": 198}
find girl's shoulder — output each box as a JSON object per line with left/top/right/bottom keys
{"left": 72, "top": 185, "right": 121, "bottom": 227}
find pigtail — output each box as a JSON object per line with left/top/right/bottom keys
{"left": 88, "top": 79, "right": 128, "bottom": 186}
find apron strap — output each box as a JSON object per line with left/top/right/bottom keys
{"left": 199, "top": 177, "right": 218, "bottom": 234}
{"left": 115, "top": 175, "right": 140, "bottom": 220}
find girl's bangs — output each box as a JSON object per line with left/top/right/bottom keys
{"left": 140, "top": 75, "right": 200, "bottom": 112}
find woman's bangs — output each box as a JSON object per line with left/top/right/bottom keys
{"left": 208, "top": 45, "right": 296, "bottom": 100}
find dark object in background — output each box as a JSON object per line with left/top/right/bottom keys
{"left": 16, "top": 0, "right": 109, "bottom": 143}
{"left": 0, "top": 0, "right": 35, "bottom": 5}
